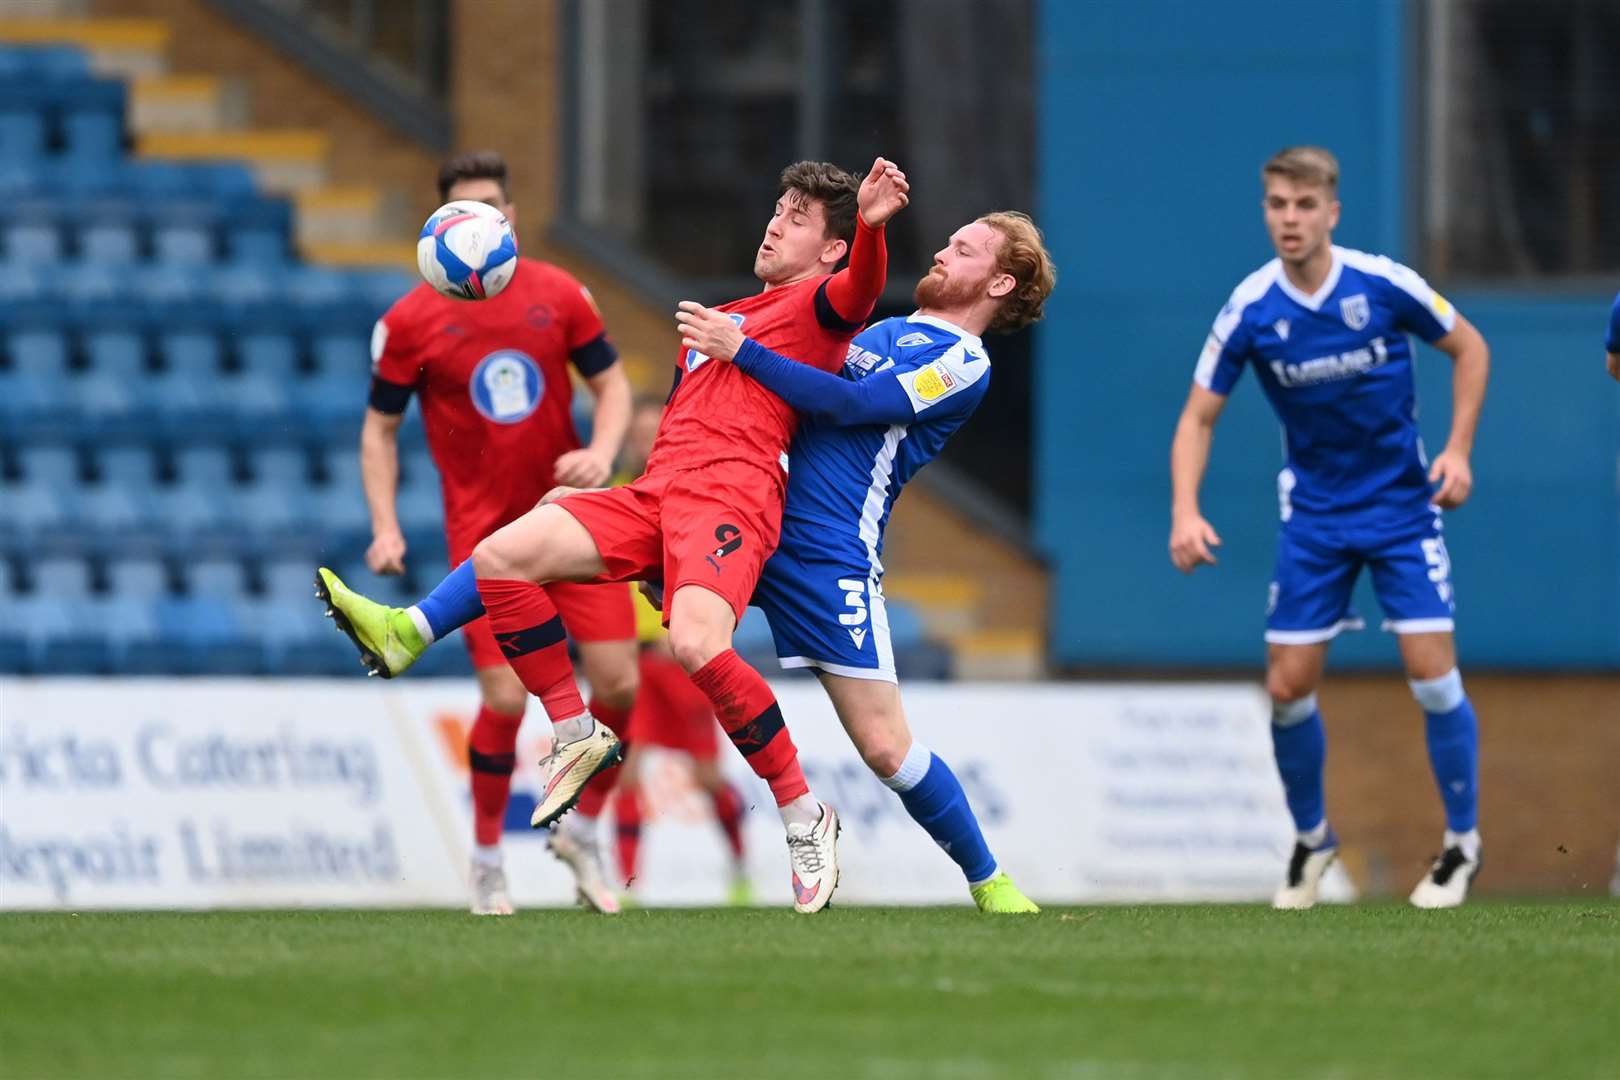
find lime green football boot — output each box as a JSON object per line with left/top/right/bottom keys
{"left": 971, "top": 872, "right": 1040, "bottom": 914}
{"left": 313, "top": 567, "right": 427, "bottom": 678}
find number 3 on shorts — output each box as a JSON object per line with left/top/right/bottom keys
{"left": 1421, "top": 536, "right": 1453, "bottom": 603}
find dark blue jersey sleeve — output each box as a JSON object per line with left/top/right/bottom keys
{"left": 733, "top": 338, "right": 916, "bottom": 425}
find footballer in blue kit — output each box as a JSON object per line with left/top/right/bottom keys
{"left": 676, "top": 211, "right": 1057, "bottom": 913}
{"left": 1170, "top": 147, "right": 1493, "bottom": 910}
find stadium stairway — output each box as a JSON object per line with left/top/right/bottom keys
{"left": 0, "top": 0, "right": 407, "bottom": 266}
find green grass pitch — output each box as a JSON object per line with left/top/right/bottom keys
{"left": 2, "top": 903, "right": 1615, "bottom": 1079}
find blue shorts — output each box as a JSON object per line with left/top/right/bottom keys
{"left": 752, "top": 538, "right": 896, "bottom": 683}
{"left": 1266, "top": 512, "right": 1456, "bottom": 645}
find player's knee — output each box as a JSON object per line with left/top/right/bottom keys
{"left": 1266, "top": 670, "right": 1318, "bottom": 709}
{"left": 590, "top": 665, "right": 639, "bottom": 712}
{"left": 471, "top": 536, "right": 516, "bottom": 580}
{"left": 856, "top": 735, "right": 909, "bottom": 779}
{"left": 667, "top": 621, "right": 728, "bottom": 674}
{"left": 481, "top": 680, "right": 528, "bottom": 717}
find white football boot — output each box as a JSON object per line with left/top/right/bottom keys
{"left": 529, "top": 718, "right": 623, "bottom": 829}
{"left": 469, "top": 860, "right": 515, "bottom": 917}
{"left": 548, "top": 819, "right": 621, "bottom": 915}
{"left": 786, "top": 802, "right": 841, "bottom": 913}
{"left": 1272, "top": 829, "right": 1339, "bottom": 910}
{"left": 1410, "top": 844, "right": 1482, "bottom": 909}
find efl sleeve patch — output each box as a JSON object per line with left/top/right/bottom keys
{"left": 898, "top": 358, "right": 970, "bottom": 413}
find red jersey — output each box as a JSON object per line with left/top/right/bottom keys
{"left": 370, "top": 256, "right": 616, "bottom": 541}
{"left": 644, "top": 275, "right": 858, "bottom": 477}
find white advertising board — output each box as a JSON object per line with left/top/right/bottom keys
{"left": 0, "top": 679, "right": 1353, "bottom": 909}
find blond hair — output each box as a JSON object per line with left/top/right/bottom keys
{"left": 978, "top": 211, "right": 1056, "bottom": 334}
{"left": 1261, "top": 146, "right": 1340, "bottom": 194}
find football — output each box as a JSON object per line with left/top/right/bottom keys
{"left": 415, "top": 200, "right": 519, "bottom": 300}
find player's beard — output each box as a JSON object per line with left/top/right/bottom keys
{"left": 913, "top": 265, "right": 986, "bottom": 310}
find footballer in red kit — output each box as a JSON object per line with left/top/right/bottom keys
{"left": 360, "top": 151, "right": 637, "bottom": 916}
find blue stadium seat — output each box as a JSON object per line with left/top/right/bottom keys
{"left": 0, "top": 371, "right": 66, "bottom": 437}
{"left": 4, "top": 223, "right": 62, "bottom": 263}
{"left": 237, "top": 332, "right": 301, "bottom": 378}
{"left": 18, "top": 445, "right": 80, "bottom": 488}
{"left": 287, "top": 267, "right": 356, "bottom": 307}
{"left": 174, "top": 446, "right": 235, "bottom": 488}
{"left": 0, "top": 46, "right": 90, "bottom": 81}
{"left": 85, "top": 329, "right": 148, "bottom": 378}
{"left": 106, "top": 556, "right": 171, "bottom": 600}
{"left": 261, "top": 558, "right": 318, "bottom": 602}
{"left": 79, "top": 222, "right": 139, "bottom": 264}
{"left": 310, "top": 332, "right": 370, "bottom": 375}
{"left": 145, "top": 370, "right": 216, "bottom": 435}
{"left": 226, "top": 225, "right": 287, "bottom": 265}
{"left": 152, "top": 223, "right": 214, "bottom": 264}
{"left": 152, "top": 484, "right": 228, "bottom": 536}
{"left": 187, "top": 556, "right": 249, "bottom": 601}
{"left": 94, "top": 445, "right": 159, "bottom": 487}
{"left": 154, "top": 594, "right": 241, "bottom": 643}
{"left": 10, "top": 595, "right": 101, "bottom": 674}
{"left": 62, "top": 109, "right": 122, "bottom": 161}
{"left": 395, "top": 484, "right": 443, "bottom": 532}
{"left": 30, "top": 555, "right": 93, "bottom": 599}
{"left": 76, "top": 372, "right": 146, "bottom": 431}
{"left": 320, "top": 445, "right": 363, "bottom": 495}
{"left": 0, "top": 112, "right": 46, "bottom": 161}
{"left": 882, "top": 598, "right": 928, "bottom": 648}
{"left": 312, "top": 485, "right": 371, "bottom": 536}
{"left": 249, "top": 445, "right": 310, "bottom": 488}
{"left": 8, "top": 330, "right": 69, "bottom": 377}
{"left": 209, "top": 264, "right": 280, "bottom": 306}
{"left": 77, "top": 483, "right": 155, "bottom": 535}
{"left": 159, "top": 330, "right": 222, "bottom": 378}
{"left": 734, "top": 606, "right": 775, "bottom": 651}
{"left": 1, "top": 478, "right": 73, "bottom": 540}
{"left": 94, "top": 595, "right": 163, "bottom": 670}
{"left": 229, "top": 370, "right": 292, "bottom": 431}
{"left": 232, "top": 482, "right": 306, "bottom": 536}
{"left": 59, "top": 262, "right": 128, "bottom": 307}
{"left": 296, "top": 370, "right": 369, "bottom": 431}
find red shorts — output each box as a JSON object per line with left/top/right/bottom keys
{"left": 628, "top": 648, "right": 719, "bottom": 758}
{"left": 556, "top": 459, "right": 784, "bottom": 624}
{"left": 460, "top": 581, "right": 637, "bottom": 671}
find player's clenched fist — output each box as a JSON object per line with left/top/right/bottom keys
{"left": 366, "top": 528, "right": 407, "bottom": 575}
{"left": 1169, "top": 513, "right": 1222, "bottom": 573}
{"left": 857, "top": 156, "right": 909, "bottom": 227}
{"left": 675, "top": 300, "right": 746, "bottom": 362}
{"left": 553, "top": 447, "right": 612, "bottom": 488}
{"left": 1427, "top": 449, "right": 1472, "bottom": 509}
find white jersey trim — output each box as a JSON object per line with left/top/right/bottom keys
{"left": 1274, "top": 249, "right": 1344, "bottom": 311}
{"left": 777, "top": 655, "right": 898, "bottom": 683}
{"left": 1198, "top": 261, "right": 1279, "bottom": 389}
{"left": 1264, "top": 617, "right": 1367, "bottom": 645}
{"left": 1335, "top": 246, "right": 1458, "bottom": 335}
{"left": 1381, "top": 617, "right": 1456, "bottom": 635}
{"left": 907, "top": 312, "right": 984, "bottom": 352}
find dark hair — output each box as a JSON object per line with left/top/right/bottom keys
{"left": 438, "top": 150, "right": 509, "bottom": 203}
{"left": 777, "top": 161, "right": 859, "bottom": 244}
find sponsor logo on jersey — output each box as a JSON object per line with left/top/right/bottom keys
{"left": 896, "top": 332, "right": 934, "bottom": 348}
{"left": 685, "top": 313, "right": 745, "bottom": 372}
{"left": 846, "top": 344, "right": 884, "bottom": 373}
{"left": 469, "top": 349, "right": 544, "bottom": 423}
{"left": 1340, "top": 294, "right": 1371, "bottom": 331}
{"left": 1273, "top": 318, "right": 1290, "bottom": 341}
{"left": 848, "top": 627, "right": 867, "bottom": 649}
{"left": 911, "top": 363, "right": 956, "bottom": 402}
{"left": 1269, "top": 337, "right": 1390, "bottom": 388}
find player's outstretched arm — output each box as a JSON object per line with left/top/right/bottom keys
{"left": 1169, "top": 385, "right": 1227, "bottom": 573}
{"left": 821, "top": 158, "right": 909, "bottom": 328}
{"left": 675, "top": 303, "right": 912, "bottom": 425}
{"left": 1428, "top": 313, "right": 1489, "bottom": 510}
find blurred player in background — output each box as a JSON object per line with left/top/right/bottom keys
{"left": 1169, "top": 146, "right": 1492, "bottom": 910}
{"left": 608, "top": 401, "right": 750, "bottom": 904}
{"left": 319, "top": 158, "right": 908, "bottom": 912}
{"left": 318, "top": 150, "right": 638, "bottom": 915}
{"left": 1605, "top": 290, "right": 1619, "bottom": 380}
{"left": 675, "top": 210, "right": 1054, "bottom": 913}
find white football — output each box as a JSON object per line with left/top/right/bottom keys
{"left": 416, "top": 200, "right": 519, "bottom": 300}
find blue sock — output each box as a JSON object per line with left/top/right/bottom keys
{"left": 415, "top": 559, "right": 485, "bottom": 640}
{"left": 883, "top": 744, "right": 997, "bottom": 884}
{"left": 1412, "top": 670, "right": 1478, "bottom": 833}
{"left": 1271, "top": 695, "right": 1327, "bottom": 838}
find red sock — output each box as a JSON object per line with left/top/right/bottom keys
{"left": 468, "top": 704, "right": 523, "bottom": 846}
{"left": 710, "top": 782, "right": 745, "bottom": 860}
{"left": 476, "top": 578, "right": 585, "bottom": 721}
{"left": 573, "top": 697, "right": 631, "bottom": 818}
{"left": 689, "top": 650, "right": 808, "bottom": 806}
{"left": 613, "top": 787, "right": 642, "bottom": 886}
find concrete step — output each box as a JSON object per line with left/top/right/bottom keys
{"left": 294, "top": 185, "right": 392, "bottom": 248}
{"left": 0, "top": 16, "right": 168, "bottom": 77}
{"left": 299, "top": 240, "right": 415, "bottom": 269}
{"left": 137, "top": 129, "right": 329, "bottom": 193}
{"left": 883, "top": 572, "right": 984, "bottom": 637}
{"left": 946, "top": 628, "right": 1045, "bottom": 680}
{"left": 129, "top": 73, "right": 247, "bottom": 134}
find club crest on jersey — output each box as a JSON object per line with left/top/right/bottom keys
{"left": 1273, "top": 318, "right": 1290, "bottom": 341}
{"left": 469, "top": 349, "right": 543, "bottom": 423}
{"left": 1340, "top": 294, "right": 1371, "bottom": 331}
{"left": 685, "top": 313, "right": 746, "bottom": 372}
{"left": 896, "top": 332, "right": 934, "bottom": 348}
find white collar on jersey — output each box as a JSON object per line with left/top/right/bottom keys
{"left": 1273, "top": 246, "right": 1345, "bottom": 312}
{"left": 907, "top": 312, "right": 984, "bottom": 350}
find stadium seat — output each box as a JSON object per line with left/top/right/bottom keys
{"left": 152, "top": 484, "right": 228, "bottom": 537}
{"left": 30, "top": 556, "right": 93, "bottom": 599}
{"left": 229, "top": 371, "right": 293, "bottom": 432}
{"left": 159, "top": 331, "right": 223, "bottom": 379}
{"left": 106, "top": 556, "right": 172, "bottom": 600}
{"left": 76, "top": 483, "right": 155, "bottom": 536}
{"left": 0, "top": 372, "right": 67, "bottom": 438}
{"left": 310, "top": 333, "right": 370, "bottom": 375}
{"left": 153, "top": 224, "right": 215, "bottom": 264}
{"left": 311, "top": 485, "right": 371, "bottom": 537}
{"left": 174, "top": 446, "right": 237, "bottom": 489}
{"left": 249, "top": 445, "right": 311, "bottom": 489}
{"left": 62, "top": 109, "right": 123, "bottom": 161}
{"left": 93, "top": 594, "right": 163, "bottom": 671}
{"left": 261, "top": 559, "right": 319, "bottom": 603}
{"left": 18, "top": 445, "right": 81, "bottom": 488}
{"left": 395, "top": 484, "right": 443, "bottom": 532}
{"left": 79, "top": 222, "right": 140, "bottom": 265}
{"left": 94, "top": 445, "right": 159, "bottom": 487}
{"left": 4, "top": 223, "right": 62, "bottom": 263}
{"left": 320, "top": 446, "right": 364, "bottom": 496}
{"left": 237, "top": 332, "right": 301, "bottom": 378}
{"left": 7, "top": 330, "right": 69, "bottom": 377}
{"left": 882, "top": 598, "right": 928, "bottom": 648}
{"left": 232, "top": 482, "right": 307, "bottom": 536}
{"left": 296, "top": 370, "right": 369, "bottom": 432}
{"left": 85, "top": 330, "right": 148, "bottom": 378}
{"left": 0, "top": 112, "right": 46, "bottom": 161}
{"left": 1, "top": 479, "right": 73, "bottom": 541}
{"left": 187, "top": 557, "right": 249, "bottom": 602}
